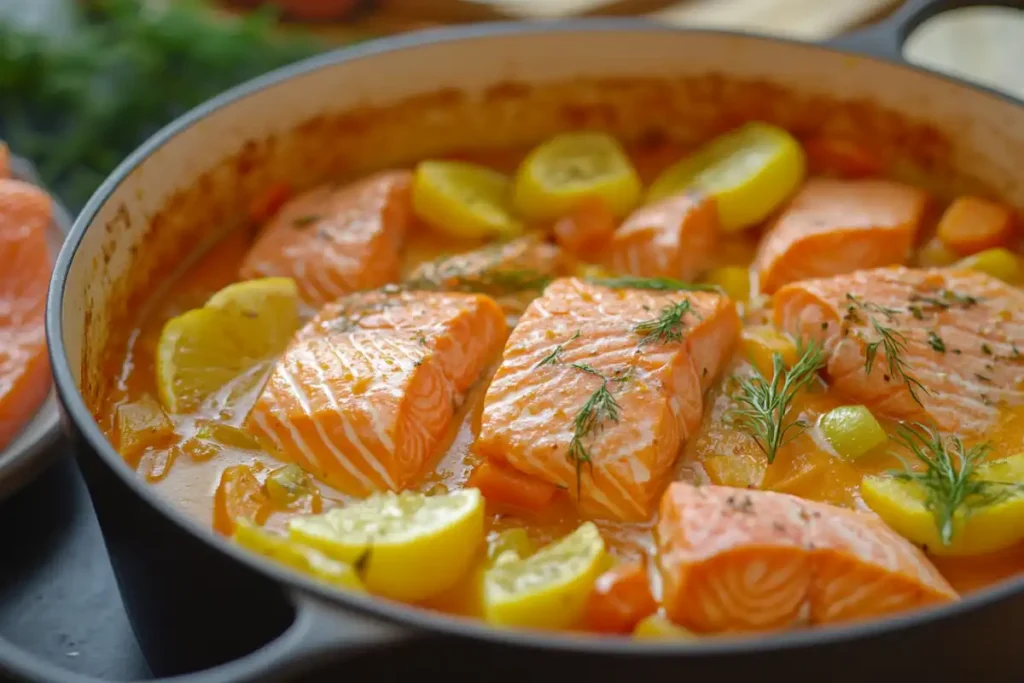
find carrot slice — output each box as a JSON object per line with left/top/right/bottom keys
{"left": 552, "top": 196, "right": 616, "bottom": 258}
{"left": 248, "top": 181, "right": 292, "bottom": 225}
{"left": 936, "top": 196, "right": 1014, "bottom": 256}
{"left": 583, "top": 560, "right": 658, "bottom": 633}
{"left": 213, "top": 464, "right": 271, "bottom": 536}
{"left": 803, "top": 136, "right": 883, "bottom": 178}
{"left": 0, "top": 142, "right": 9, "bottom": 178}
{"left": 467, "top": 460, "right": 558, "bottom": 513}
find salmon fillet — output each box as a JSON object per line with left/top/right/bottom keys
{"left": 246, "top": 290, "right": 507, "bottom": 494}
{"left": 406, "top": 234, "right": 570, "bottom": 322}
{"left": 753, "top": 179, "right": 927, "bottom": 294}
{"left": 608, "top": 193, "right": 718, "bottom": 281}
{"left": 774, "top": 266, "right": 1024, "bottom": 433}
{"left": 475, "top": 278, "right": 740, "bottom": 521}
{"left": 239, "top": 171, "right": 412, "bottom": 307}
{"left": 0, "top": 180, "right": 52, "bottom": 451}
{"left": 657, "top": 482, "right": 957, "bottom": 633}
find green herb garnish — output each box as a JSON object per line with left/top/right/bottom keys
{"left": 633, "top": 300, "right": 695, "bottom": 346}
{"left": 890, "top": 423, "right": 1020, "bottom": 545}
{"left": 586, "top": 276, "right": 720, "bottom": 293}
{"left": 845, "top": 294, "right": 928, "bottom": 407}
{"left": 727, "top": 340, "right": 826, "bottom": 464}
{"left": 535, "top": 330, "right": 580, "bottom": 369}
{"left": 566, "top": 368, "right": 625, "bottom": 496}
{"left": 926, "top": 331, "right": 946, "bottom": 353}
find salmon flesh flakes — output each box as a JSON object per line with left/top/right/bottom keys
{"left": 246, "top": 290, "right": 507, "bottom": 495}
{"left": 475, "top": 277, "right": 739, "bottom": 522}
{"left": 774, "top": 266, "right": 1024, "bottom": 433}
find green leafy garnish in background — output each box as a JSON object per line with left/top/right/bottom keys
{"left": 0, "top": 0, "right": 347, "bottom": 209}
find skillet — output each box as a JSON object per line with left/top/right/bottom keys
{"left": 11, "top": 0, "right": 1024, "bottom": 680}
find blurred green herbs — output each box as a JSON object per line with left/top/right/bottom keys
{"left": 0, "top": 0, "right": 334, "bottom": 209}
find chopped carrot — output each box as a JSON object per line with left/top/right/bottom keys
{"left": 467, "top": 460, "right": 558, "bottom": 513}
{"left": 936, "top": 196, "right": 1015, "bottom": 256}
{"left": 803, "top": 136, "right": 883, "bottom": 178}
{"left": 583, "top": 560, "right": 658, "bottom": 633}
{"left": 0, "top": 142, "right": 9, "bottom": 178}
{"left": 552, "top": 196, "right": 616, "bottom": 259}
{"left": 248, "top": 181, "right": 292, "bottom": 226}
{"left": 213, "top": 464, "right": 271, "bottom": 536}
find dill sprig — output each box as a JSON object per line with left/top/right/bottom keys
{"left": 567, "top": 369, "right": 624, "bottom": 496}
{"left": 727, "top": 340, "right": 826, "bottom": 464}
{"left": 535, "top": 330, "right": 580, "bottom": 369}
{"left": 890, "top": 423, "right": 1021, "bottom": 545}
{"left": 587, "top": 276, "right": 720, "bottom": 293}
{"left": 845, "top": 294, "right": 928, "bottom": 407}
{"left": 634, "top": 300, "right": 695, "bottom": 346}
{"left": 406, "top": 266, "right": 552, "bottom": 296}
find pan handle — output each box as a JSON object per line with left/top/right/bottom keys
{"left": 1, "top": 590, "right": 411, "bottom": 683}
{"left": 825, "top": 0, "right": 1024, "bottom": 61}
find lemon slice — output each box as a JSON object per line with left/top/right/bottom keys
{"left": 412, "top": 160, "right": 523, "bottom": 239}
{"left": 234, "top": 519, "right": 364, "bottom": 591}
{"left": 513, "top": 132, "right": 641, "bottom": 221}
{"left": 156, "top": 277, "right": 299, "bottom": 413}
{"left": 633, "top": 613, "right": 696, "bottom": 640}
{"left": 483, "top": 521, "right": 606, "bottom": 630}
{"left": 861, "top": 453, "right": 1024, "bottom": 556}
{"left": 646, "top": 122, "right": 805, "bottom": 232}
{"left": 288, "top": 489, "right": 485, "bottom": 602}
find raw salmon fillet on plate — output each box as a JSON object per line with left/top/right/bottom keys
{"left": 246, "top": 289, "right": 507, "bottom": 494}
{"left": 475, "top": 277, "right": 740, "bottom": 521}
{"left": 240, "top": 171, "right": 412, "bottom": 307}
{"left": 657, "top": 482, "right": 958, "bottom": 633}
{"left": 0, "top": 179, "right": 52, "bottom": 451}
{"left": 774, "top": 266, "right": 1024, "bottom": 433}
{"left": 753, "top": 179, "right": 927, "bottom": 294}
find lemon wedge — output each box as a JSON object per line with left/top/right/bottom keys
{"left": 412, "top": 160, "right": 523, "bottom": 239}
{"left": 633, "top": 613, "right": 696, "bottom": 640}
{"left": 156, "top": 277, "right": 299, "bottom": 413}
{"left": 234, "top": 519, "right": 364, "bottom": 591}
{"left": 861, "top": 453, "right": 1024, "bottom": 556}
{"left": 646, "top": 122, "right": 805, "bottom": 232}
{"left": 483, "top": 521, "right": 606, "bottom": 630}
{"left": 288, "top": 489, "right": 485, "bottom": 602}
{"left": 513, "top": 132, "right": 641, "bottom": 221}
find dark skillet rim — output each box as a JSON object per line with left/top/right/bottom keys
{"left": 46, "top": 18, "right": 1024, "bottom": 658}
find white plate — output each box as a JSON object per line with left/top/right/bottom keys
{"left": 0, "top": 154, "right": 72, "bottom": 500}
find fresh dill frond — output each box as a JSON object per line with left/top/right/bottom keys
{"left": 926, "top": 331, "right": 946, "bottom": 353}
{"left": 567, "top": 372, "right": 623, "bottom": 496}
{"left": 534, "top": 330, "right": 580, "bottom": 369}
{"left": 408, "top": 266, "right": 552, "bottom": 297}
{"left": 890, "top": 423, "right": 1021, "bottom": 545}
{"left": 587, "top": 276, "right": 720, "bottom": 293}
{"left": 727, "top": 340, "right": 826, "bottom": 464}
{"left": 864, "top": 318, "right": 928, "bottom": 406}
{"left": 634, "top": 300, "right": 695, "bottom": 346}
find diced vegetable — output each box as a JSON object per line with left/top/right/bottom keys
{"left": 818, "top": 405, "right": 887, "bottom": 461}
{"left": 513, "top": 132, "right": 642, "bottom": 221}
{"left": 412, "top": 160, "right": 523, "bottom": 239}
{"left": 739, "top": 325, "right": 798, "bottom": 377}
{"left": 552, "top": 196, "right": 617, "bottom": 257}
{"left": 487, "top": 528, "right": 535, "bottom": 566}
{"left": 936, "top": 196, "right": 1014, "bottom": 256}
{"left": 955, "top": 247, "right": 1021, "bottom": 284}
{"left": 632, "top": 613, "right": 696, "bottom": 640}
{"left": 583, "top": 560, "right": 657, "bottom": 634}
{"left": 467, "top": 460, "right": 558, "bottom": 513}
{"left": 265, "top": 464, "right": 323, "bottom": 514}
{"left": 288, "top": 489, "right": 484, "bottom": 601}
{"left": 646, "top": 122, "right": 805, "bottom": 232}
{"left": 234, "top": 520, "right": 364, "bottom": 591}
{"left": 916, "top": 236, "right": 959, "bottom": 268}
{"left": 703, "top": 266, "right": 751, "bottom": 304}
{"left": 213, "top": 464, "right": 272, "bottom": 536}
{"left": 195, "top": 422, "right": 262, "bottom": 450}
{"left": 115, "top": 394, "right": 175, "bottom": 462}
{"left": 802, "top": 135, "right": 883, "bottom": 178}
{"left": 861, "top": 453, "right": 1024, "bottom": 556}
{"left": 483, "top": 521, "right": 606, "bottom": 630}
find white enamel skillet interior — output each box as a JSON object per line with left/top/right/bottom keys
{"left": 37, "top": 2, "right": 1024, "bottom": 682}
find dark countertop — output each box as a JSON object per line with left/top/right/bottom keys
{"left": 0, "top": 450, "right": 150, "bottom": 682}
